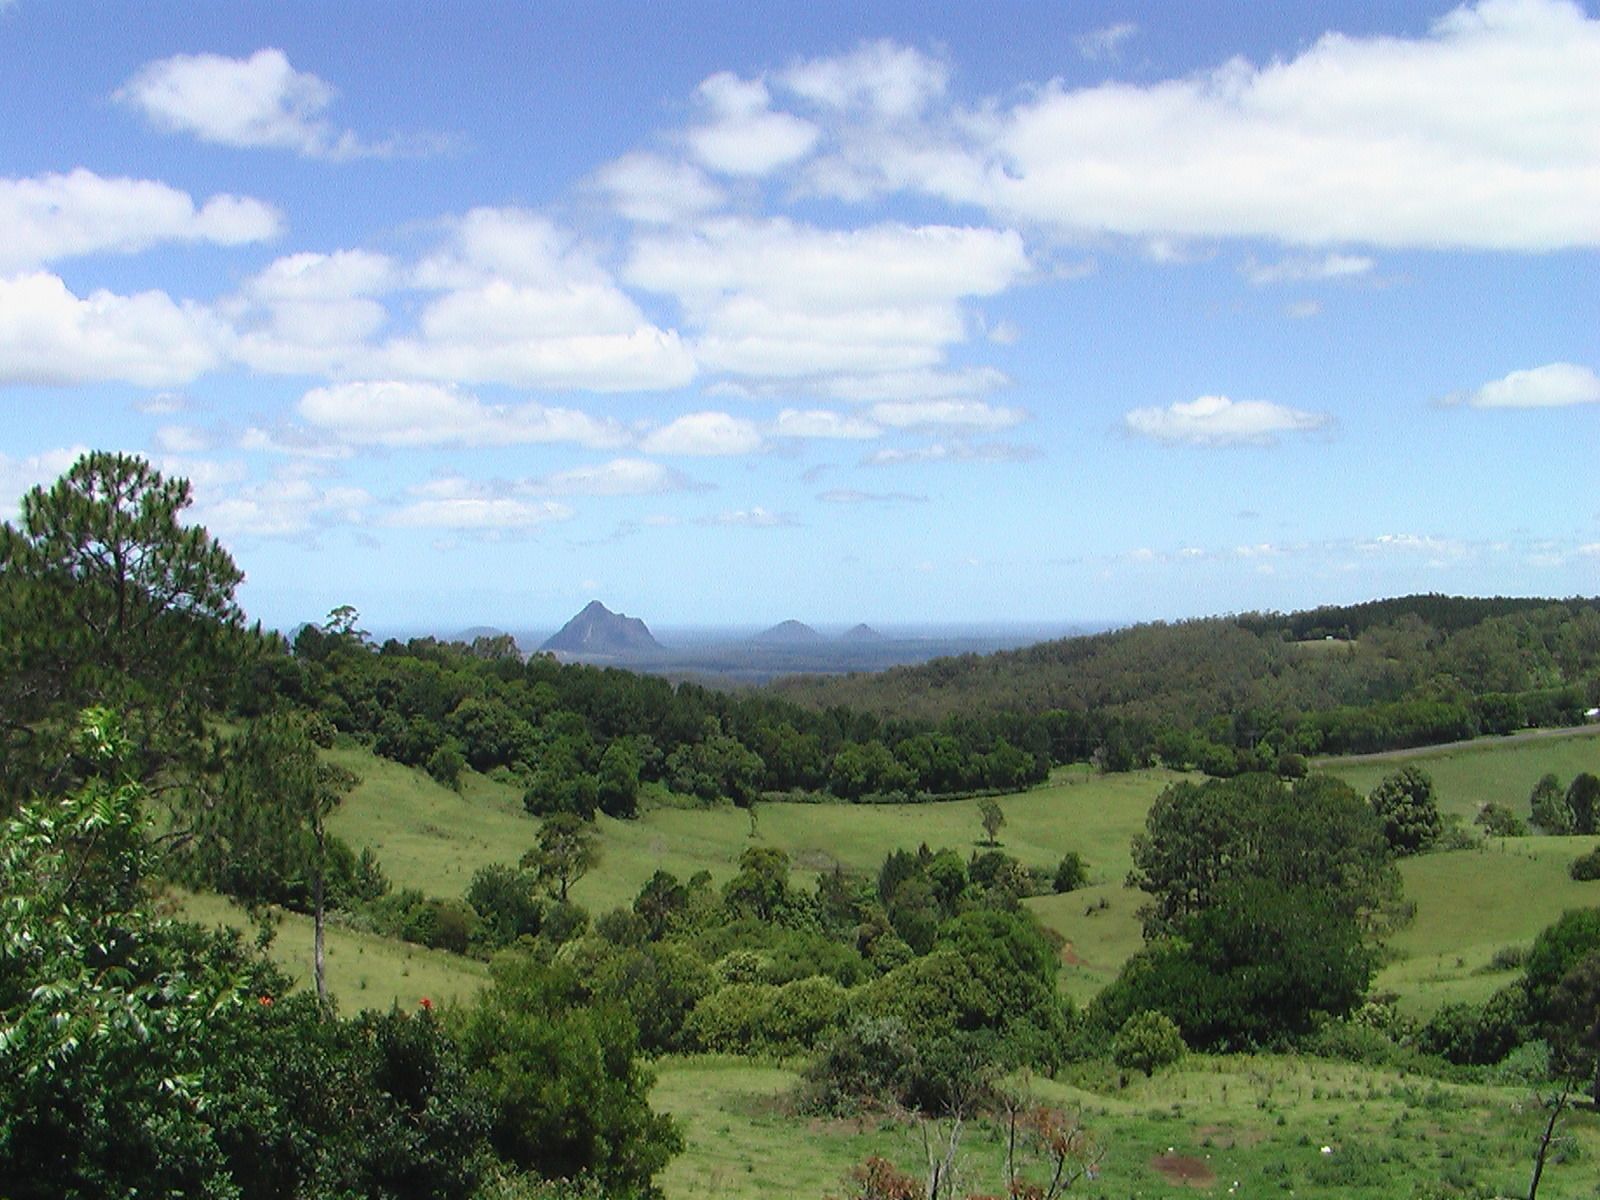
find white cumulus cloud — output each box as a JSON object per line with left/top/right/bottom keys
{"left": 0, "top": 169, "right": 280, "bottom": 270}
{"left": 592, "top": 153, "right": 725, "bottom": 224}
{"left": 688, "top": 73, "right": 820, "bottom": 176}
{"left": 1124, "top": 395, "right": 1331, "bottom": 445}
{"left": 1453, "top": 362, "right": 1600, "bottom": 408}
{"left": 0, "top": 272, "right": 225, "bottom": 387}
{"left": 641, "top": 411, "right": 764, "bottom": 456}
{"left": 297, "top": 380, "right": 627, "bottom": 448}
{"left": 117, "top": 48, "right": 407, "bottom": 159}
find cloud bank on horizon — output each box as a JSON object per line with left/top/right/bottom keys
{"left": 0, "top": 0, "right": 1596, "bottom": 627}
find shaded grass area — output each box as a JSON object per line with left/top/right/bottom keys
{"left": 653, "top": 1054, "right": 1600, "bottom": 1200}
{"left": 174, "top": 889, "right": 489, "bottom": 1012}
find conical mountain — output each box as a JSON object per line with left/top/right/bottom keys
{"left": 540, "top": 601, "right": 660, "bottom": 653}
{"left": 754, "top": 619, "right": 823, "bottom": 644}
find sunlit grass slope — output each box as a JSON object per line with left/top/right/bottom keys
{"left": 175, "top": 889, "right": 489, "bottom": 1011}
{"left": 652, "top": 1053, "right": 1600, "bottom": 1200}
{"left": 1325, "top": 727, "right": 1600, "bottom": 821}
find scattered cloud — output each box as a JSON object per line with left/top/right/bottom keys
{"left": 782, "top": 40, "right": 949, "bottom": 119}
{"left": 794, "top": 3, "right": 1600, "bottom": 251}
{"left": 772, "top": 409, "right": 882, "bottom": 440}
{"left": 1124, "top": 395, "right": 1332, "bottom": 446}
{"left": 1285, "top": 299, "right": 1322, "bottom": 319}
{"left": 197, "top": 473, "right": 374, "bottom": 539}
{"left": 1448, "top": 362, "right": 1600, "bottom": 408}
{"left": 0, "top": 446, "right": 92, "bottom": 510}
{"left": 641, "top": 411, "right": 764, "bottom": 456}
{"left": 688, "top": 72, "right": 819, "bottom": 176}
{"left": 388, "top": 477, "right": 573, "bottom": 531}
{"left": 817, "top": 488, "right": 927, "bottom": 504}
{"left": 153, "top": 424, "right": 213, "bottom": 454}
{"left": 297, "top": 380, "right": 627, "bottom": 448}
{"left": 1076, "top": 22, "right": 1139, "bottom": 61}
{"left": 592, "top": 153, "right": 724, "bottom": 224}
{"left": 867, "top": 399, "right": 1025, "bottom": 431}
{"left": 704, "top": 506, "right": 797, "bottom": 527}
{"left": 866, "top": 441, "right": 1040, "bottom": 466}
{"left": 0, "top": 272, "right": 225, "bottom": 387}
{"left": 117, "top": 48, "right": 435, "bottom": 159}
{"left": 1241, "top": 254, "right": 1374, "bottom": 285}
{"left": 627, "top": 217, "right": 1027, "bottom": 383}
{"left": 0, "top": 169, "right": 280, "bottom": 270}
{"left": 527, "top": 458, "right": 702, "bottom": 497}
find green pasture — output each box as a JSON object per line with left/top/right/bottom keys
{"left": 175, "top": 889, "right": 489, "bottom": 1011}
{"left": 1324, "top": 727, "right": 1600, "bottom": 822}
{"left": 652, "top": 1053, "right": 1600, "bottom": 1200}
{"left": 311, "top": 736, "right": 1600, "bottom": 1022}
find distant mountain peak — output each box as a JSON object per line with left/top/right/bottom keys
{"left": 841, "top": 623, "right": 885, "bottom": 642}
{"left": 754, "top": 619, "right": 822, "bottom": 644}
{"left": 541, "top": 601, "right": 660, "bottom": 654}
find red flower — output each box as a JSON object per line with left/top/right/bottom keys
{"left": 258, "top": 995, "right": 273, "bottom": 1006}
{"left": 418, "top": 996, "right": 433, "bottom": 1011}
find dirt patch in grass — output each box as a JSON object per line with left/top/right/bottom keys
{"left": 1060, "top": 941, "right": 1085, "bottom": 966}
{"left": 1150, "top": 1154, "right": 1217, "bottom": 1187}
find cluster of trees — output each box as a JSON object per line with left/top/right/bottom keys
{"left": 775, "top": 598, "right": 1600, "bottom": 767}
{"left": 268, "top": 615, "right": 1057, "bottom": 807}
{"left": 0, "top": 710, "right": 678, "bottom": 1199}
{"left": 0, "top": 454, "right": 683, "bottom": 1197}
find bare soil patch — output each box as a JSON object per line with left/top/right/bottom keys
{"left": 1150, "top": 1153, "right": 1217, "bottom": 1187}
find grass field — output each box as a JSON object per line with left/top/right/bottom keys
{"left": 193, "top": 734, "right": 1600, "bottom": 1198}
{"left": 314, "top": 733, "right": 1600, "bottom": 1020}
{"left": 653, "top": 1053, "right": 1600, "bottom": 1200}
{"left": 1325, "top": 727, "right": 1600, "bottom": 822}
{"left": 174, "top": 889, "right": 489, "bottom": 1011}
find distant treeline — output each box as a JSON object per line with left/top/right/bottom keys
{"left": 254, "top": 621, "right": 1054, "bottom": 807}
{"left": 252, "top": 597, "right": 1600, "bottom": 806}
{"left": 770, "top": 596, "right": 1600, "bottom": 773}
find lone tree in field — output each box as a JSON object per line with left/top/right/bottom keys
{"left": 1568, "top": 773, "right": 1600, "bottom": 836}
{"left": 1531, "top": 772, "right": 1573, "bottom": 834}
{"left": 1369, "top": 765, "right": 1442, "bottom": 856}
{"left": 978, "top": 797, "right": 1006, "bottom": 846}
{"left": 523, "top": 813, "right": 600, "bottom": 901}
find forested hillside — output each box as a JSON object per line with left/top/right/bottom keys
{"left": 772, "top": 598, "right": 1600, "bottom": 766}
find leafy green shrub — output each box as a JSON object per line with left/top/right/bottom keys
{"left": 1112, "top": 1010, "right": 1185, "bottom": 1076}
{"left": 686, "top": 982, "right": 780, "bottom": 1053}
{"left": 1370, "top": 765, "right": 1442, "bottom": 855}
{"left": 1475, "top": 802, "right": 1526, "bottom": 837}
{"left": 1570, "top": 844, "right": 1600, "bottom": 882}
{"left": 1413, "top": 986, "right": 1528, "bottom": 1066}
{"left": 1053, "top": 851, "right": 1089, "bottom": 893}
{"left": 1276, "top": 751, "right": 1309, "bottom": 779}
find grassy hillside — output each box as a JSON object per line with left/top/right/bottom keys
{"left": 654, "top": 1054, "right": 1600, "bottom": 1200}
{"left": 309, "top": 730, "right": 1600, "bottom": 1020}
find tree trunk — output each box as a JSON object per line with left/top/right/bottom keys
{"left": 312, "top": 817, "right": 327, "bottom": 1009}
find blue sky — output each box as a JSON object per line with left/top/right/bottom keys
{"left": 1, "top": 0, "right": 1596, "bottom": 633}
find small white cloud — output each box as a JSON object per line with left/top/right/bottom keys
{"left": 1285, "top": 299, "right": 1323, "bottom": 319}
{"left": 528, "top": 458, "right": 699, "bottom": 497}
{"left": 388, "top": 477, "right": 574, "bottom": 532}
{"left": 706, "top": 506, "right": 796, "bottom": 527}
{"left": 818, "top": 488, "right": 927, "bottom": 504}
{"left": 592, "top": 153, "right": 724, "bottom": 224}
{"left": 1124, "top": 395, "right": 1331, "bottom": 446}
{"left": 1076, "top": 22, "right": 1139, "bottom": 60}
{"left": 153, "top": 424, "right": 212, "bottom": 454}
{"left": 641, "top": 411, "right": 764, "bottom": 456}
{"left": 773, "top": 409, "right": 882, "bottom": 440}
{"left": 197, "top": 473, "right": 374, "bottom": 539}
{"left": 297, "top": 380, "right": 627, "bottom": 449}
{"left": 117, "top": 48, "right": 423, "bottom": 159}
{"left": 866, "top": 441, "right": 1039, "bottom": 465}
{"left": 782, "top": 41, "right": 949, "bottom": 119}
{"left": 688, "top": 72, "right": 820, "bottom": 176}
{"left": 0, "top": 169, "right": 280, "bottom": 270}
{"left": 1451, "top": 362, "right": 1600, "bottom": 408}
{"left": 1242, "top": 254, "right": 1374, "bottom": 285}
{"left": 868, "top": 399, "right": 1026, "bottom": 430}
